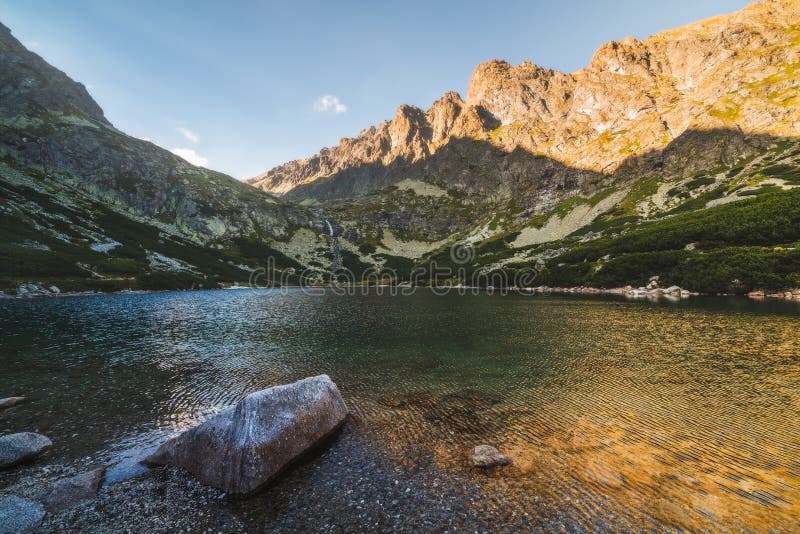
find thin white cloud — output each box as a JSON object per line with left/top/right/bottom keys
{"left": 314, "top": 95, "right": 347, "bottom": 114}
{"left": 176, "top": 126, "right": 199, "bottom": 143}
{"left": 171, "top": 148, "right": 208, "bottom": 167}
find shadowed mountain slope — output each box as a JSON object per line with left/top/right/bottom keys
{"left": 0, "top": 23, "right": 323, "bottom": 291}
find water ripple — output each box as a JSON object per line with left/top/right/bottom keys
{"left": 0, "top": 290, "right": 798, "bottom": 531}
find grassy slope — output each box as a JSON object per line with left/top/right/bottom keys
{"left": 403, "top": 139, "right": 800, "bottom": 293}
{"left": 0, "top": 161, "right": 308, "bottom": 293}
{"left": 0, "top": 24, "right": 325, "bottom": 294}
{"left": 531, "top": 188, "right": 800, "bottom": 292}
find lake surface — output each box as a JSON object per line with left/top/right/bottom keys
{"left": 1, "top": 289, "right": 799, "bottom": 531}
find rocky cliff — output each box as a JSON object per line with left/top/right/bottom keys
{"left": 249, "top": 0, "right": 800, "bottom": 202}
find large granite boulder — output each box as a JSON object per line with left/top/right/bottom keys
{"left": 143, "top": 375, "right": 348, "bottom": 494}
{"left": 0, "top": 433, "right": 52, "bottom": 468}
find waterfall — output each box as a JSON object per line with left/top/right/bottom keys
{"left": 324, "top": 219, "right": 342, "bottom": 271}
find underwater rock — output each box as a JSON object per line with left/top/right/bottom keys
{"left": 0, "top": 397, "right": 26, "bottom": 411}
{"left": 470, "top": 445, "right": 510, "bottom": 468}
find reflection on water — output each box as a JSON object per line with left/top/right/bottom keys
{"left": 1, "top": 290, "right": 798, "bottom": 530}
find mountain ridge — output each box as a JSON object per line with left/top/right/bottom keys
{"left": 0, "top": 21, "right": 326, "bottom": 292}
{"left": 248, "top": 0, "right": 800, "bottom": 200}
{"left": 4, "top": 4, "right": 800, "bottom": 295}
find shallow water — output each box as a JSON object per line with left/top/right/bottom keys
{"left": 1, "top": 289, "right": 799, "bottom": 531}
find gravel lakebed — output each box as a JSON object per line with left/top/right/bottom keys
{"left": 1, "top": 423, "right": 547, "bottom": 533}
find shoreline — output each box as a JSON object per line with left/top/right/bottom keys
{"left": 0, "top": 285, "right": 299, "bottom": 301}
{"left": 2, "top": 282, "right": 800, "bottom": 302}
{"left": 519, "top": 285, "right": 696, "bottom": 298}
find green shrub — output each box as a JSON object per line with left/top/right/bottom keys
{"left": 95, "top": 257, "right": 142, "bottom": 275}
{"left": 522, "top": 187, "right": 800, "bottom": 292}
{"left": 358, "top": 243, "right": 377, "bottom": 255}
{"left": 685, "top": 176, "right": 715, "bottom": 190}
{"left": 559, "top": 188, "right": 800, "bottom": 264}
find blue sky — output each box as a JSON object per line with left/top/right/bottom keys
{"left": 1, "top": 0, "right": 751, "bottom": 179}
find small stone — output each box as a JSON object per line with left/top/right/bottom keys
{"left": 470, "top": 445, "right": 510, "bottom": 468}
{"left": 0, "top": 397, "right": 26, "bottom": 411}
{"left": 40, "top": 467, "right": 106, "bottom": 513}
{"left": 664, "top": 285, "right": 682, "bottom": 295}
{"left": 0, "top": 496, "right": 45, "bottom": 533}
{"left": 0, "top": 432, "right": 52, "bottom": 468}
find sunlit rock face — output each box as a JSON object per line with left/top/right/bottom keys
{"left": 248, "top": 0, "right": 800, "bottom": 199}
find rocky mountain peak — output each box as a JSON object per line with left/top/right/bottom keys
{"left": 426, "top": 92, "right": 464, "bottom": 144}
{"left": 0, "top": 23, "right": 108, "bottom": 126}
{"left": 465, "top": 59, "right": 575, "bottom": 136}
{"left": 587, "top": 37, "right": 653, "bottom": 77}
{"left": 248, "top": 0, "right": 800, "bottom": 198}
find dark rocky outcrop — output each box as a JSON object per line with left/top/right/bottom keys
{"left": 0, "top": 432, "right": 52, "bottom": 468}
{"left": 0, "top": 22, "right": 324, "bottom": 292}
{"left": 0, "top": 21, "right": 313, "bottom": 245}
{"left": 143, "top": 375, "right": 349, "bottom": 494}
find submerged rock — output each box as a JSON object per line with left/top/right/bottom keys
{"left": 40, "top": 467, "right": 106, "bottom": 513}
{"left": 0, "top": 496, "right": 45, "bottom": 533}
{"left": 0, "top": 432, "right": 52, "bottom": 468}
{"left": 143, "top": 375, "right": 349, "bottom": 494}
{"left": 0, "top": 397, "right": 26, "bottom": 411}
{"left": 470, "top": 445, "right": 510, "bottom": 468}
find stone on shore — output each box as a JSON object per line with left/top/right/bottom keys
{"left": 40, "top": 467, "right": 106, "bottom": 513}
{"left": 664, "top": 285, "right": 682, "bottom": 295}
{"left": 143, "top": 375, "right": 349, "bottom": 494}
{"left": 470, "top": 445, "right": 510, "bottom": 468}
{"left": 0, "top": 496, "right": 45, "bottom": 533}
{"left": 0, "top": 397, "right": 26, "bottom": 411}
{"left": 0, "top": 432, "right": 52, "bottom": 468}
